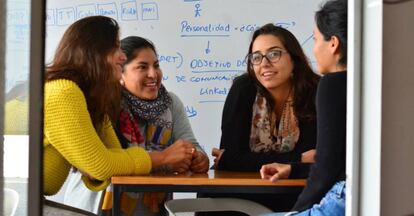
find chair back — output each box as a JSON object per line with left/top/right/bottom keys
{"left": 43, "top": 199, "right": 98, "bottom": 216}
{"left": 4, "top": 188, "right": 19, "bottom": 216}
{"left": 165, "top": 198, "right": 273, "bottom": 216}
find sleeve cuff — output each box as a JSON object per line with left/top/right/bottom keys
{"left": 82, "top": 175, "right": 110, "bottom": 192}
{"left": 125, "top": 146, "right": 152, "bottom": 175}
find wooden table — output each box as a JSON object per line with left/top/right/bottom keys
{"left": 111, "top": 170, "right": 306, "bottom": 215}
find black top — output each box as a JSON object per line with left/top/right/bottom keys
{"left": 198, "top": 73, "right": 317, "bottom": 214}
{"left": 217, "top": 73, "right": 317, "bottom": 171}
{"left": 292, "top": 71, "right": 347, "bottom": 211}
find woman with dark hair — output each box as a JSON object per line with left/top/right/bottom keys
{"left": 203, "top": 23, "right": 320, "bottom": 214}
{"left": 260, "top": 0, "right": 348, "bottom": 215}
{"left": 105, "top": 35, "right": 209, "bottom": 215}
{"left": 64, "top": 36, "right": 209, "bottom": 215}
{"left": 43, "top": 16, "right": 196, "bottom": 211}
{"left": 118, "top": 36, "right": 208, "bottom": 176}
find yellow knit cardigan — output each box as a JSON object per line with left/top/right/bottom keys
{"left": 43, "top": 79, "right": 152, "bottom": 195}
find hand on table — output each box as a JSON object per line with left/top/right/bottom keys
{"left": 260, "top": 163, "right": 291, "bottom": 182}
{"left": 212, "top": 148, "right": 224, "bottom": 169}
{"left": 190, "top": 150, "right": 209, "bottom": 173}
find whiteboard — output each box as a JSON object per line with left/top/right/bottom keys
{"left": 45, "top": 0, "right": 323, "bottom": 160}
{"left": 6, "top": 0, "right": 31, "bottom": 93}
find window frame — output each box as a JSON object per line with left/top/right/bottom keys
{"left": 28, "top": 1, "right": 46, "bottom": 215}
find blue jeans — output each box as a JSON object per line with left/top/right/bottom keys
{"left": 262, "top": 181, "right": 346, "bottom": 216}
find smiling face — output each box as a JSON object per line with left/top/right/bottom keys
{"left": 121, "top": 48, "right": 162, "bottom": 100}
{"left": 251, "top": 34, "right": 294, "bottom": 92}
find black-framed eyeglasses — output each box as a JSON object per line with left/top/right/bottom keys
{"left": 247, "top": 50, "right": 288, "bottom": 65}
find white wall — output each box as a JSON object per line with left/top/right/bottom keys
{"left": 381, "top": 1, "right": 414, "bottom": 215}
{"left": 359, "top": 1, "right": 383, "bottom": 215}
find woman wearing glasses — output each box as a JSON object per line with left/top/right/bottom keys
{"left": 201, "top": 24, "right": 320, "bottom": 214}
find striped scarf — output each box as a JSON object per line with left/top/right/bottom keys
{"left": 121, "top": 84, "right": 173, "bottom": 151}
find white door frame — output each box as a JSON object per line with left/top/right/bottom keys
{"left": 346, "top": 0, "right": 363, "bottom": 215}
{"left": 348, "top": 0, "right": 383, "bottom": 215}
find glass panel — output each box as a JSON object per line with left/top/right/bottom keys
{"left": 4, "top": 0, "right": 31, "bottom": 215}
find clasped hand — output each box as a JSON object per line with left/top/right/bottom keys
{"left": 161, "top": 139, "right": 209, "bottom": 173}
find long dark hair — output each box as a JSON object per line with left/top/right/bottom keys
{"left": 315, "top": 0, "right": 348, "bottom": 66}
{"left": 45, "top": 16, "right": 121, "bottom": 128}
{"left": 246, "top": 23, "right": 320, "bottom": 121}
{"left": 120, "top": 36, "right": 157, "bottom": 65}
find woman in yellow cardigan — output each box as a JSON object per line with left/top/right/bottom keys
{"left": 43, "top": 16, "right": 195, "bottom": 198}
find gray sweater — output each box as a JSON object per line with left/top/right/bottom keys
{"left": 137, "top": 92, "right": 202, "bottom": 152}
